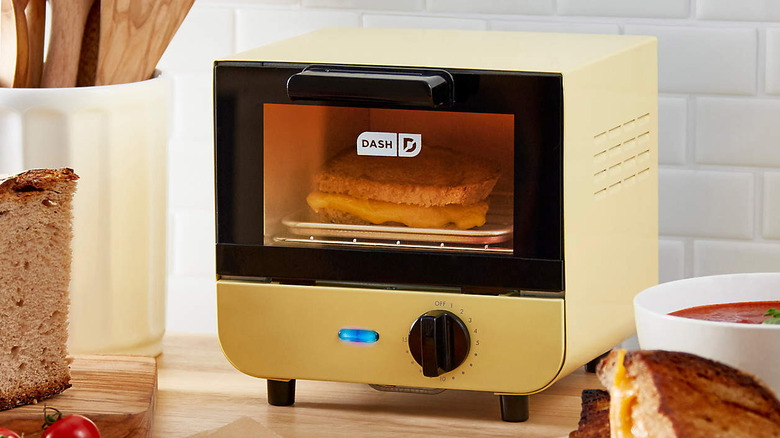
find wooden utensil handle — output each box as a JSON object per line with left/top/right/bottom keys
{"left": 0, "top": 0, "right": 29, "bottom": 88}
{"left": 76, "top": 0, "right": 100, "bottom": 87}
{"left": 25, "top": 0, "right": 44, "bottom": 87}
{"left": 41, "top": 0, "right": 95, "bottom": 88}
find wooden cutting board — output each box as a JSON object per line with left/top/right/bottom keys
{"left": 0, "top": 355, "right": 156, "bottom": 438}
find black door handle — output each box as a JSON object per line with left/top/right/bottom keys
{"left": 286, "top": 65, "right": 454, "bottom": 107}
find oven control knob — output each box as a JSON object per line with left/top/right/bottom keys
{"left": 408, "top": 310, "right": 470, "bottom": 378}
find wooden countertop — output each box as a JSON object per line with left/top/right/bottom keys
{"left": 154, "top": 333, "right": 601, "bottom": 437}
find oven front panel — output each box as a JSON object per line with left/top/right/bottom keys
{"left": 217, "top": 280, "right": 565, "bottom": 394}
{"left": 215, "top": 63, "right": 563, "bottom": 291}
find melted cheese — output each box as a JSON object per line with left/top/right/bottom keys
{"left": 609, "top": 350, "right": 649, "bottom": 438}
{"left": 306, "top": 192, "right": 489, "bottom": 230}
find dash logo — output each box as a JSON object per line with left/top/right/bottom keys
{"left": 357, "top": 132, "right": 422, "bottom": 157}
{"left": 398, "top": 133, "right": 421, "bottom": 157}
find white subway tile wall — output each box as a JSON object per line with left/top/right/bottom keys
{"left": 694, "top": 240, "right": 780, "bottom": 276}
{"left": 428, "top": 0, "right": 554, "bottom": 16}
{"left": 489, "top": 20, "right": 620, "bottom": 34}
{"left": 303, "top": 0, "right": 424, "bottom": 11}
{"left": 695, "top": 97, "right": 780, "bottom": 167}
{"left": 765, "top": 172, "right": 780, "bottom": 239}
{"left": 363, "top": 14, "right": 487, "bottom": 30}
{"left": 624, "top": 25, "right": 757, "bottom": 95}
{"left": 558, "top": 0, "right": 690, "bottom": 19}
{"left": 697, "top": 0, "right": 780, "bottom": 22}
{"left": 657, "top": 97, "right": 687, "bottom": 165}
{"left": 767, "top": 29, "right": 780, "bottom": 94}
{"left": 168, "top": 137, "right": 215, "bottom": 210}
{"left": 236, "top": 9, "right": 361, "bottom": 51}
{"left": 659, "top": 169, "right": 754, "bottom": 239}
{"left": 659, "top": 239, "right": 686, "bottom": 283}
{"left": 172, "top": 210, "right": 217, "bottom": 277}
{"left": 161, "top": 0, "right": 780, "bottom": 333}
{"left": 167, "top": 276, "right": 219, "bottom": 333}
{"left": 157, "top": 6, "right": 234, "bottom": 73}
{"left": 170, "top": 73, "right": 214, "bottom": 140}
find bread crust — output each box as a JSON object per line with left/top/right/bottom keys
{"left": 315, "top": 147, "right": 500, "bottom": 207}
{"left": 569, "top": 389, "right": 611, "bottom": 438}
{"left": 0, "top": 379, "right": 72, "bottom": 411}
{"left": 0, "top": 168, "right": 79, "bottom": 199}
{"left": 597, "top": 350, "right": 780, "bottom": 438}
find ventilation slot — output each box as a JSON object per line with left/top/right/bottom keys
{"left": 592, "top": 113, "right": 653, "bottom": 199}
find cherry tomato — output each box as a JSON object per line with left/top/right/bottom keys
{"left": 42, "top": 415, "right": 101, "bottom": 438}
{"left": 0, "top": 428, "right": 21, "bottom": 438}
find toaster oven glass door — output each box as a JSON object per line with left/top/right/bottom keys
{"left": 215, "top": 63, "right": 563, "bottom": 292}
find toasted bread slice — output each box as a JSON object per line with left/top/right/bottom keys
{"left": 314, "top": 147, "right": 500, "bottom": 207}
{"left": 569, "top": 389, "right": 611, "bottom": 438}
{"left": 597, "top": 350, "right": 780, "bottom": 438}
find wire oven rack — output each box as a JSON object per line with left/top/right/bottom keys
{"left": 274, "top": 195, "right": 513, "bottom": 254}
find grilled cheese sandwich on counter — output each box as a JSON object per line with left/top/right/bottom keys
{"left": 307, "top": 147, "right": 500, "bottom": 230}
{"left": 569, "top": 349, "right": 780, "bottom": 438}
{"left": 605, "top": 350, "right": 651, "bottom": 438}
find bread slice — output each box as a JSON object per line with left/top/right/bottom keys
{"left": 569, "top": 389, "right": 611, "bottom": 438}
{"left": 596, "top": 349, "right": 780, "bottom": 438}
{"left": 0, "top": 168, "right": 78, "bottom": 410}
{"left": 314, "top": 146, "right": 500, "bottom": 207}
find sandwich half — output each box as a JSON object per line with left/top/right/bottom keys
{"left": 595, "top": 349, "right": 780, "bottom": 438}
{"left": 306, "top": 147, "right": 501, "bottom": 230}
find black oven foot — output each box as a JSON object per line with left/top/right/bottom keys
{"left": 267, "top": 379, "right": 296, "bottom": 406}
{"left": 498, "top": 394, "right": 530, "bottom": 422}
{"left": 585, "top": 350, "right": 612, "bottom": 373}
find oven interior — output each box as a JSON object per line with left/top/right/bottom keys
{"left": 263, "top": 104, "right": 515, "bottom": 255}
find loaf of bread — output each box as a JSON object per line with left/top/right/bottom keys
{"left": 0, "top": 168, "right": 78, "bottom": 410}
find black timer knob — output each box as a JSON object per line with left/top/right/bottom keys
{"left": 408, "top": 310, "right": 470, "bottom": 377}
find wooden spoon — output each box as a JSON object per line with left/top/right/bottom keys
{"left": 0, "top": 0, "right": 29, "bottom": 88}
{"left": 96, "top": 0, "right": 195, "bottom": 86}
{"left": 41, "top": 0, "right": 95, "bottom": 88}
{"left": 24, "top": 0, "right": 44, "bottom": 87}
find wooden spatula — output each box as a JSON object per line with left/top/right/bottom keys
{"left": 0, "top": 0, "right": 29, "bottom": 88}
{"left": 41, "top": 0, "right": 95, "bottom": 87}
{"left": 24, "top": 0, "right": 44, "bottom": 87}
{"left": 96, "top": 0, "right": 195, "bottom": 86}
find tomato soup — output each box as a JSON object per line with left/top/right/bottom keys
{"left": 669, "top": 301, "right": 780, "bottom": 324}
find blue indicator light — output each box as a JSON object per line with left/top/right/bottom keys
{"left": 338, "top": 329, "right": 379, "bottom": 344}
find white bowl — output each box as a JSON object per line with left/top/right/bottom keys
{"left": 635, "top": 273, "right": 780, "bottom": 394}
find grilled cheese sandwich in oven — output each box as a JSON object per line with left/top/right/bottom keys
{"left": 307, "top": 146, "right": 501, "bottom": 230}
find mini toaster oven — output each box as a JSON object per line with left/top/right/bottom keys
{"left": 214, "top": 27, "right": 658, "bottom": 422}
